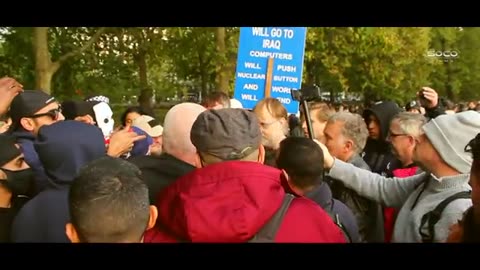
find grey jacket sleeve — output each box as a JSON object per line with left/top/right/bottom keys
{"left": 435, "top": 199, "right": 472, "bottom": 242}
{"left": 327, "top": 159, "right": 426, "bottom": 208}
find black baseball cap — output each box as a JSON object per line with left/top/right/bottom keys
{"left": 9, "top": 90, "right": 56, "bottom": 131}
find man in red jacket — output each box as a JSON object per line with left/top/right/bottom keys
{"left": 144, "top": 108, "right": 345, "bottom": 243}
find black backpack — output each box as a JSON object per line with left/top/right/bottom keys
{"left": 249, "top": 193, "right": 295, "bottom": 242}
{"left": 418, "top": 190, "right": 471, "bottom": 243}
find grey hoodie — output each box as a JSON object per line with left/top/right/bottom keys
{"left": 327, "top": 159, "right": 472, "bottom": 243}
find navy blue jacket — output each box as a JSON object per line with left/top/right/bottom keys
{"left": 306, "top": 182, "right": 361, "bottom": 243}
{"left": 11, "top": 121, "right": 106, "bottom": 243}
{"left": 11, "top": 130, "right": 50, "bottom": 194}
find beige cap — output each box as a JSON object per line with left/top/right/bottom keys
{"left": 132, "top": 115, "right": 163, "bottom": 137}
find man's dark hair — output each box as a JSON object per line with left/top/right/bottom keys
{"left": 276, "top": 137, "right": 324, "bottom": 189}
{"left": 201, "top": 91, "right": 230, "bottom": 108}
{"left": 455, "top": 206, "right": 480, "bottom": 243}
{"left": 68, "top": 156, "right": 150, "bottom": 243}
{"left": 120, "top": 106, "right": 153, "bottom": 127}
{"left": 466, "top": 133, "right": 480, "bottom": 179}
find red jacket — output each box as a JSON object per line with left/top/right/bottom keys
{"left": 144, "top": 161, "right": 345, "bottom": 243}
{"left": 384, "top": 166, "right": 418, "bottom": 242}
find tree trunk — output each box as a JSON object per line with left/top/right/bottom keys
{"left": 197, "top": 47, "right": 209, "bottom": 97}
{"left": 32, "top": 27, "right": 106, "bottom": 95}
{"left": 215, "top": 27, "right": 229, "bottom": 93}
{"left": 305, "top": 61, "right": 315, "bottom": 86}
{"left": 135, "top": 49, "right": 154, "bottom": 114}
{"left": 33, "top": 27, "right": 53, "bottom": 94}
{"left": 441, "top": 38, "right": 455, "bottom": 101}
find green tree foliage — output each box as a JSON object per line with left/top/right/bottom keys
{"left": 0, "top": 27, "right": 479, "bottom": 108}
{"left": 305, "top": 27, "right": 433, "bottom": 104}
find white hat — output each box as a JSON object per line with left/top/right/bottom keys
{"left": 422, "top": 110, "right": 480, "bottom": 174}
{"left": 132, "top": 115, "right": 163, "bottom": 137}
{"left": 230, "top": 98, "right": 243, "bottom": 109}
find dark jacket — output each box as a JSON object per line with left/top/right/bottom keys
{"left": 305, "top": 182, "right": 361, "bottom": 243}
{"left": 362, "top": 101, "right": 402, "bottom": 177}
{"left": 11, "top": 121, "right": 106, "bottom": 243}
{"left": 10, "top": 130, "right": 50, "bottom": 194}
{"left": 327, "top": 154, "right": 385, "bottom": 243}
{"left": 263, "top": 147, "right": 278, "bottom": 168}
{"left": 128, "top": 153, "right": 196, "bottom": 204}
{"left": 0, "top": 197, "right": 28, "bottom": 242}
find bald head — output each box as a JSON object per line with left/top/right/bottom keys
{"left": 162, "top": 103, "right": 206, "bottom": 158}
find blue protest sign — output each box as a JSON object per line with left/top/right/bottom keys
{"left": 233, "top": 27, "right": 307, "bottom": 114}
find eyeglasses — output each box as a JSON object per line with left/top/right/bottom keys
{"left": 387, "top": 131, "right": 410, "bottom": 140}
{"left": 28, "top": 107, "right": 62, "bottom": 121}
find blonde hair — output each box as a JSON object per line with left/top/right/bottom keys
{"left": 253, "top": 98, "right": 288, "bottom": 120}
{"left": 300, "top": 101, "right": 335, "bottom": 123}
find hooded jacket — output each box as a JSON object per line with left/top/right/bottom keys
{"left": 10, "top": 130, "right": 50, "bottom": 194}
{"left": 362, "top": 101, "right": 403, "bottom": 176}
{"left": 11, "top": 121, "right": 106, "bottom": 243}
{"left": 128, "top": 153, "right": 196, "bottom": 204}
{"left": 144, "top": 161, "right": 346, "bottom": 243}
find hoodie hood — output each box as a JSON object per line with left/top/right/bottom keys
{"left": 10, "top": 129, "right": 36, "bottom": 142}
{"left": 305, "top": 182, "right": 333, "bottom": 210}
{"left": 156, "top": 161, "right": 286, "bottom": 242}
{"left": 363, "top": 101, "right": 402, "bottom": 142}
{"left": 34, "top": 120, "right": 106, "bottom": 186}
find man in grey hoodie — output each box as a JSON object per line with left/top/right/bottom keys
{"left": 316, "top": 110, "right": 479, "bottom": 242}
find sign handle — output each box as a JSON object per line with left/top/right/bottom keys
{"left": 264, "top": 57, "right": 274, "bottom": 98}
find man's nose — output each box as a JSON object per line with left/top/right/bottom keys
{"left": 57, "top": 113, "right": 66, "bottom": 121}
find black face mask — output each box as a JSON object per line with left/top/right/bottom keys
{"left": 0, "top": 168, "right": 35, "bottom": 198}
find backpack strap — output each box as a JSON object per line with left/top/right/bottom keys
{"left": 249, "top": 193, "right": 295, "bottom": 243}
{"left": 418, "top": 190, "right": 471, "bottom": 243}
{"left": 329, "top": 199, "right": 352, "bottom": 243}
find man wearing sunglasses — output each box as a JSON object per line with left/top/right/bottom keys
{"left": 7, "top": 90, "right": 65, "bottom": 195}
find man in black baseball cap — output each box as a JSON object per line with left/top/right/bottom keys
{"left": 9, "top": 90, "right": 64, "bottom": 135}
{"left": 7, "top": 90, "right": 64, "bottom": 195}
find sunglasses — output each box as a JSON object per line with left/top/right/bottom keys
{"left": 28, "top": 107, "right": 62, "bottom": 121}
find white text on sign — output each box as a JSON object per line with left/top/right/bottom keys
{"left": 241, "top": 94, "right": 259, "bottom": 101}
{"left": 273, "top": 75, "right": 298, "bottom": 83}
{"left": 277, "top": 65, "right": 297, "bottom": 73}
{"left": 245, "top": 62, "right": 261, "bottom": 69}
{"left": 276, "top": 97, "right": 291, "bottom": 104}
{"left": 272, "top": 86, "right": 291, "bottom": 94}
{"left": 249, "top": 51, "right": 293, "bottom": 60}
{"left": 243, "top": 84, "right": 258, "bottom": 90}
{"left": 252, "top": 28, "right": 296, "bottom": 52}
{"left": 237, "top": 72, "right": 266, "bottom": 80}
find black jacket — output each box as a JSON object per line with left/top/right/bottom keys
{"left": 362, "top": 101, "right": 403, "bottom": 177}
{"left": 128, "top": 153, "right": 196, "bottom": 204}
{"left": 327, "top": 154, "right": 385, "bottom": 243}
{"left": 0, "top": 197, "right": 28, "bottom": 242}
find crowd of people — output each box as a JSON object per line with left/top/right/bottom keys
{"left": 0, "top": 76, "right": 479, "bottom": 243}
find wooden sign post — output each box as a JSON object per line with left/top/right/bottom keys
{"left": 264, "top": 57, "right": 274, "bottom": 98}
